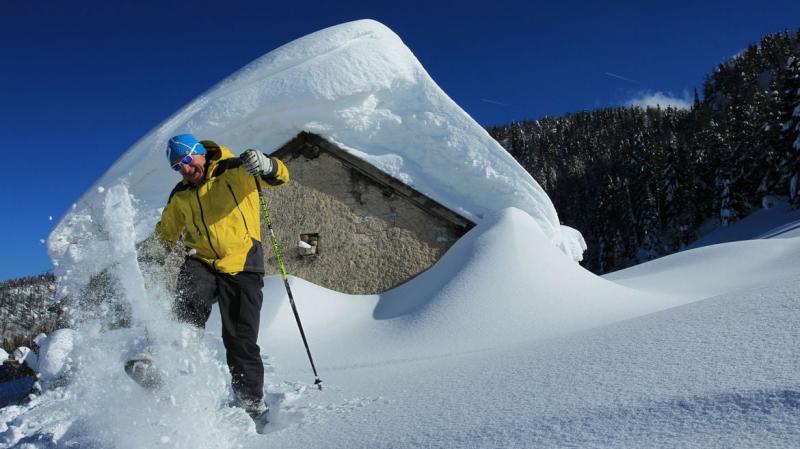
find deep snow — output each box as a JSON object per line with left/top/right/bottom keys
{"left": 4, "top": 201, "right": 800, "bottom": 448}
{"left": 2, "top": 19, "right": 799, "bottom": 449}
{"left": 688, "top": 196, "right": 800, "bottom": 250}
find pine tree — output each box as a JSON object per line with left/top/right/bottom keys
{"left": 636, "top": 185, "right": 663, "bottom": 262}
{"left": 778, "top": 55, "right": 800, "bottom": 203}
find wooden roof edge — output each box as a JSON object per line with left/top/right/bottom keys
{"left": 269, "top": 132, "right": 313, "bottom": 159}
{"left": 269, "top": 132, "right": 475, "bottom": 231}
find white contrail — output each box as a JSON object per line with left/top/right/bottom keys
{"left": 605, "top": 72, "right": 640, "bottom": 84}
{"left": 480, "top": 98, "right": 510, "bottom": 106}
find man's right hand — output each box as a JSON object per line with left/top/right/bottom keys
{"left": 136, "top": 233, "right": 169, "bottom": 267}
{"left": 241, "top": 150, "right": 274, "bottom": 176}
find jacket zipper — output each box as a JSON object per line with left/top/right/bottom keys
{"left": 227, "top": 183, "right": 251, "bottom": 236}
{"left": 195, "top": 189, "right": 221, "bottom": 266}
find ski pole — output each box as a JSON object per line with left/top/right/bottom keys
{"left": 253, "top": 176, "right": 323, "bottom": 390}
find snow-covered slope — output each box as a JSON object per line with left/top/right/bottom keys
{"left": 688, "top": 196, "right": 800, "bottom": 249}
{"left": 4, "top": 199, "right": 800, "bottom": 448}
{"left": 253, "top": 208, "right": 687, "bottom": 368}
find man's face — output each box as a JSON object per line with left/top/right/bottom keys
{"left": 175, "top": 153, "right": 206, "bottom": 185}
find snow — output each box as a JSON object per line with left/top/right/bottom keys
{"left": 2, "top": 19, "right": 799, "bottom": 449}
{"left": 36, "top": 329, "right": 76, "bottom": 386}
{"left": 556, "top": 224, "right": 587, "bottom": 262}
{"left": 243, "top": 208, "right": 688, "bottom": 371}
{"left": 688, "top": 196, "right": 800, "bottom": 250}
{"left": 11, "top": 348, "right": 36, "bottom": 371}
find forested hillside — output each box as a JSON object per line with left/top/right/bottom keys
{"left": 0, "top": 274, "right": 58, "bottom": 351}
{"left": 489, "top": 29, "right": 800, "bottom": 273}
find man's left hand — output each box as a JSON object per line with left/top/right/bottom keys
{"left": 241, "top": 150, "right": 274, "bottom": 176}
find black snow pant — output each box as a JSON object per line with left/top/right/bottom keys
{"left": 174, "top": 257, "right": 265, "bottom": 402}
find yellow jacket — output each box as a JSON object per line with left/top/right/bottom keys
{"left": 155, "top": 141, "right": 289, "bottom": 274}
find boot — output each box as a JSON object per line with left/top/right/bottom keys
{"left": 234, "top": 396, "right": 270, "bottom": 431}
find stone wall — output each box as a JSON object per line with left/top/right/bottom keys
{"left": 261, "top": 151, "right": 465, "bottom": 294}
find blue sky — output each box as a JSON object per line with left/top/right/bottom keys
{"left": 1, "top": 0, "right": 799, "bottom": 281}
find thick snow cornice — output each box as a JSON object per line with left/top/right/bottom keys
{"left": 50, "top": 19, "right": 577, "bottom": 271}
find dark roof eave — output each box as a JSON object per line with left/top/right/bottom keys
{"left": 270, "top": 131, "right": 474, "bottom": 232}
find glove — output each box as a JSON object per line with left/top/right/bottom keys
{"left": 136, "top": 233, "right": 169, "bottom": 266}
{"left": 240, "top": 149, "right": 274, "bottom": 176}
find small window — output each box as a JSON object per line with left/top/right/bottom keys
{"left": 298, "top": 233, "right": 320, "bottom": 258}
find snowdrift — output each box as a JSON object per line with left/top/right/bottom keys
{"left": 248, "top": 208, "right": 688, "bottom": 370}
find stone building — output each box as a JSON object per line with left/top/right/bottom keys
{"left": 261, "top": 132, "right": 474, "bottom": 294}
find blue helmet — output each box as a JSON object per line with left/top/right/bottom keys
{"left": 166, "top": 134, "right": 207, "bottom": 164}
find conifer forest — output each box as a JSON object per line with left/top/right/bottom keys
{"left": 489, "top": 29, "right": 800, "bottom": 273}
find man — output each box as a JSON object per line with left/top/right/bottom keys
{"left": 154, "top": 133, "right": 289, "bottom": 423}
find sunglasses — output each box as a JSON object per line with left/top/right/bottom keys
{"left": 171, "top": 146, "right": 198, "bottom": 171}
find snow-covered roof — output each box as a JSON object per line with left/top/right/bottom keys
{"left": 49, "top": 19, "right": 580, "bottom": 281}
